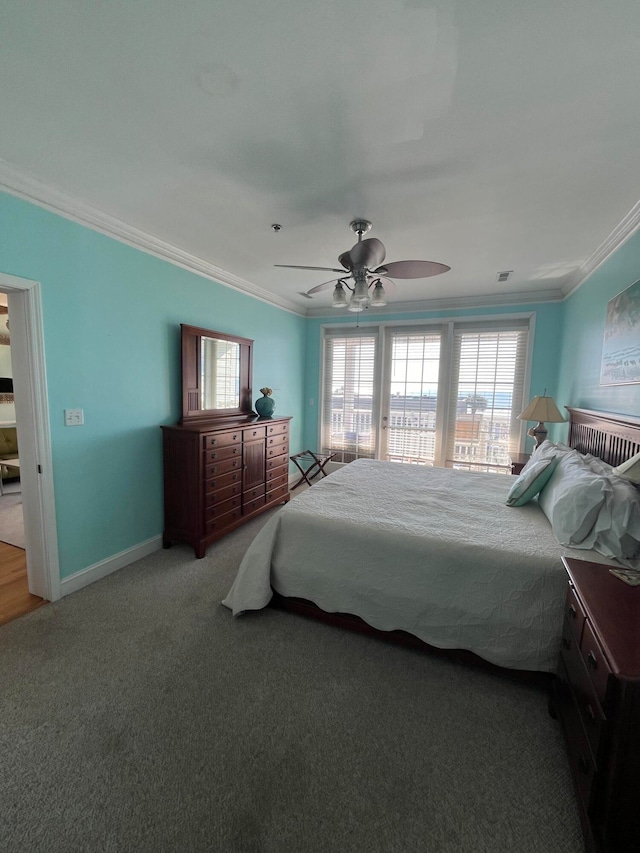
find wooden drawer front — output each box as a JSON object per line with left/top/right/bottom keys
{"left": 204, "top": 443, "right": 242, "bottom": 463}
{"left": 266, "top": 470, "right": 288, "bottom": 491}
{"left": 581, "top": 620, "right": 611, "bottom": 706}
{"left": 205, "top": 482, "right": 242, "bottom": 508}
{"left": 244, "top": 494, "right": 266, "bottom": 515}
{"left": 266, "top": 452, "right": 288, "bottom": 472}
{"left": 565, "top": 585, "right": 586, "bottom": 643}
{"left": 556, "top": 656, "right": 597, "bottom": 813}
{"left": 266, "top": 483, "right": 289, "bottom": 503}
{"left": 204, "top": 457, "right": 242, "bottom": 479}
{"left": 243, "top": 425, "right": 266, "bottom": 441}
{"left": 266, "top": 433, "right": 289, "bottom": 451}
{"left": 243, "top": 484, "right": 265, "bottom": 502}
{"left": 266, "top": 421, "right": 288, "bottom": 437}
{"left": 205, "top": 495, "right": 241, "bottom": 521}
{"left": 560, "top": 621, "right": 605, "bottom": 765}
{"left": 205, "top": 507, "right": 241, "bottom": 537}
{"left": 267, "top": 443, "right": 289, "bottom": 459}
{"left": 205, "top": 469, "right": 242, "bottom": 494}
{"left": 203, "top": 430, "right": 241, "bottom": 450}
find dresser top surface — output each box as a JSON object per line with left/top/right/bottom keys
{"left": 562, "top": 557, "right": 640, "bottom": 680}
{"left": 162, "top": 415, "right": 291, "bottom": 434}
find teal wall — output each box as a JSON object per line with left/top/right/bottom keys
{"left": 556, "top": 230, "right": 640, "bottom": 419}
{"left": 3, "top": 182, "right": 637, "bottom": 585}
{"left": 0, "top": 192, "right": 306, "bottom": 579}
{"left": 302, "top": 302, "right": 565, "bottom": 453}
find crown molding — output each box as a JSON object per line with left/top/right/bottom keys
{"left": 0, "top": 159, "right": 306, "bottom": 317}
{"left": 303, "top": 287, "right": 564, "bottom": 318}
{"left": 562, "top": 197, "right": 640, "bottom": 299}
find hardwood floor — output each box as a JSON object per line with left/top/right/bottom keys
{"left": 0, "top": 540, "right": 46, "bottom": 626}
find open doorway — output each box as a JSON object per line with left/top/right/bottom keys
{"left": 0, "top": 291, "right": 43, "bottom": 625}
{"left": 0, "top": 272, "right": 59, "bottom": 623}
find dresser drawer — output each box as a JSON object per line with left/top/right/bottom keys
{"left": 565, "top": 584, "right": 586, "bottom": 644}
{"left": 265, "top": 421, "right": 289, "bottom": 437}
{"left": 205, "top": 507, "right": 242, "bottom": 537}
{"left": 581, "top": 620, "right": 611, "bottom": 706}
{"left": 243, "top": 425, "right": 266, "bottom": 441}
{"left": 205, "top": 495, "right": 242, "bottom": 521}
{"left": 556, "top": 656, "right": 597, "bottom": 813}
{"left": 266, "top": 483, "right": 289, "bottom": 504}
{"left": 203, "top": 443, "right": 242, "bottom": 463}
{"left": 203, "top": 430, "right": 242, "bottom": 450}
{"left": 267, "top": 443, "right": 289, "bottom": 459}
{"left": 266, "top": 432, "right": 289, "bottom": 451}
{"left": 266, "top": 452, "right": 288, "bottom": 472}
{"left": 266, "top": 470, "right": 288, "bottom": 491}
{"left": 244, "top": 494, "right": 266, "bottom": 515}
{"left": 560, "top": 620, "right": 605, "bottom": 765}
{"left": 204, "top": 457, "right": 242, "bottom": 479}
{"left": 204, "top": 481, "right": 242, "bottom": 508}
{"left": 205, "top": 469, "right": 242, "bottom": 493}
{"left": 243, "top": 484, "right": 265, "bottom": 502}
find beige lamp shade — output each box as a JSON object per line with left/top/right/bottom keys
{"left": 612, "top": 450, "right": 640, "bottom": 484}
{"left": 518, "top": 395, "right": 566, "bottom": 424}
{"left": 518, "top": 394, "right": 565, "bottom": 448}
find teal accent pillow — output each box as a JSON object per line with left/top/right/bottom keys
{"left": 506, "top": 456, "right": 558, "bottom": 507}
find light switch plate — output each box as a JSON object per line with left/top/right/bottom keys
{"left": 64, "top": 408, "right": 84, "bottom": 426}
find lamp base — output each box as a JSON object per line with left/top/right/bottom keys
{"left": 527, "top": 422, "right": 548, "bottom": 448}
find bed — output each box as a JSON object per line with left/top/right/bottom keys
{"left": 222, "top": 408, "right": 640, "bottom": 675}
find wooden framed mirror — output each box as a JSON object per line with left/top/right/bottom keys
{"left": 181, "top": 324, "right": 253, "bottom": 421}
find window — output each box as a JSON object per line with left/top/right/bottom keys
{"left": 444, "top": 323, "right": 529, "bottom": 472}
{"left": 321, "top": 332, "right": 378, "bottom": 462}
{"left": 320, "top": 317, "right": 531, "bottom": 474}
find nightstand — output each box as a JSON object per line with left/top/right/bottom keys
{"left": 509, "top": 453, "right": 530, "bottom": 475}
{"left": 554, "top": 557, "right": 640, "bottom": 852}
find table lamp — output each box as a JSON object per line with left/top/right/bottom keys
{"left": 518, "top": 391, "right": 565, "bottom": 447}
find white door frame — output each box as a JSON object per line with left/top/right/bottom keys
{"left": 0, "top": 271, "right": 60, "bottom": 601}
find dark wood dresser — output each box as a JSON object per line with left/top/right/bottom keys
{"left": 161, "top": 415, "right": 291, "bottom": 558}
{"left": 555, "top": 557, "right": 640, "bottom": 852}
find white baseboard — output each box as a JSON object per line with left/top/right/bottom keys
{"left": 60, "top": 535, "right": 163, "bottom": 597}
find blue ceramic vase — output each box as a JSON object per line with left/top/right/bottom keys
{"left": 255, "top": 390, "right": 275, "bottom": 418}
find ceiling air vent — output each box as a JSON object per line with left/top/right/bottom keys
{"left": 496, "top": 270, "right": 513, "bottom": 283}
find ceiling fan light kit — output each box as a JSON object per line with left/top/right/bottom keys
{"left": 276, "top": 220, "right": 450, "bottom": 312}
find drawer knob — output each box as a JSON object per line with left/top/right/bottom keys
{"left": 586, "top": 703, "right": 596, "bottom": 722}
{"left": 568, "top": 604, "right": 577, "bottom": 619}
{"left": 587, "top": 650, "right": 598, "bottom": 669}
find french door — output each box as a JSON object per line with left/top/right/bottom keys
{"left": 322, "top": 318, "right": 530, "bottom": 474}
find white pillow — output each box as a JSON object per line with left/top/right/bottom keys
{"left": 506, "top": 456, "right": 558, "bottom": 507}
{"left": 537, "top": 450, "right": 607, "bottom": 545}
{"left": 579, "top": 454, "right": 640, "bottom": 566}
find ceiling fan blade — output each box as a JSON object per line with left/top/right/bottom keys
{"left": 338, "top": 251, "right": 352, "bottom": 270}
{"left": 349, "top": 238, "right": 386, "bottom": 269}
{"left": 305, "top": 278, "right": 348, "bottom": 295}
{"left": 274, "top": 264, "right": 345, "bottom": 273}
{"left": 373, "top": 260, "right": 450, "bottom": 279}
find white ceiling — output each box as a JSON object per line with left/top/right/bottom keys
{"left": 1, "top": 0, "right": 640, "bottom": 315}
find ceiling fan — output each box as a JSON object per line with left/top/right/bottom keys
{"left": 275, "top": 220, "right": 450, "bottom": 311}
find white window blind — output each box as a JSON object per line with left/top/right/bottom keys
{"left": 445, "top": 322, "right": 529, "bottom": 472}
{"left": 385, "top": 330, "right": 442, "bottom": 464}
{"left": 322, "top": 332, "right": 378, "bottom": 462}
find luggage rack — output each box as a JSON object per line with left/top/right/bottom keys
{"left": 289, "top": 450, "right": 336, "bottom": 489}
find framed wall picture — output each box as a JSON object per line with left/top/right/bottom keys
{"left": 600, "top": 278, "right": 640, "bottom": 386}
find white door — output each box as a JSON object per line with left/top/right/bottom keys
{"left": 1, "top": 272, "right": 60, "bottom": 600}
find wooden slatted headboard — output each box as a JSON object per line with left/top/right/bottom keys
{"left": 566, "top": 407, "right": 640, "bottom": 467}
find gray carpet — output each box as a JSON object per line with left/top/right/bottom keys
{"left": 0, "top": 501, "right": 583, "bottom": 853}
{"left": 0, "top": 482, "right": 24, "bottom": 549}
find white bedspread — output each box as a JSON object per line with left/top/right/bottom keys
{"left": 222, "top": 459, "right": 610, "bottom": 672}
